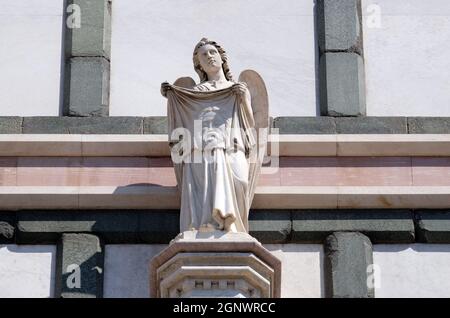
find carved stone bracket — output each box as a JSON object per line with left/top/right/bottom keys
{"left": 149, "top": 231, "right": 281, "bottom": 298}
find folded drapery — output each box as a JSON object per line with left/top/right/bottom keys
{"left": 166, "top": 84, "right": 258, "bottom": 233}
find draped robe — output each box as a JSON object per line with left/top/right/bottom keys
{"left": 166, "top": 83, "right": 257, "bottom": 233}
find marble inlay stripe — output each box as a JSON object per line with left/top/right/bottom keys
{"left": 1, "top": 156, "right": 449, "bottom": 187}
{"left": 0, "top": 186, "right": 449, "bottom": 210}
{"left": 412, "top": 157, "right": 450, "bottom": 186}
{"left": 0, "top": 158, "right": 17, "bottom": 186}
{"left": 1, "top": 134, "right": 450, "bottom": 157}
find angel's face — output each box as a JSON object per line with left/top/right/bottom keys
{"left": 197, "top": 44, "right": 223, "bottom": 74}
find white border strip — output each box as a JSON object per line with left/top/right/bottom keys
{"left": 0, "top": 134, "right": 449, "bottom": 157}
{"left": 0, "top": 186, "right": 448, "bottom": 210}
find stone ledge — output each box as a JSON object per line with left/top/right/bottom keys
{"left": 2, "top": 134, "right": 450, "bottom": 157}
{"left": 16, "top": 210, "right": 179, "bottom": 244}
{"left": 6, "top": 209, "right": 450, "bottom": 244}
{"left": 0, "top": 117, "right": 22, "bottom": 134}
{"left": 334, "top": 134, "right": 450, "bottom": 156}
{"left": 1, "top": 116, "right": 450, "bottom": 134}
{"left": 1, "top": 186, "right": 449, "bottom": 210}
{"left": 144, "top": 117, "right": 168, "bottom": 134}
{"left": 335, "top": 117, "right": 407, "bottom": 134}
{"left": 249, "top": 211, "right": 291, "bottom": 244}
{"left": 274, "top": 117, "right": 409, "bottom": 135}
{"left": 415, "top": 210, "right": 450, "bottom": 243}
{"left": 15, "top": 210, "right": 290, "bottom": 244}
{"left": 408, "top": 117, "right": 450, "bottom": 134}
{"left": 23, "top": 117, "right": 143, "bottom": 134}
{"left": 292, "top": 210, "right": 415, "bottom": 243}
{"left": 273, "top": 117, "right": 336, "bottom": 134}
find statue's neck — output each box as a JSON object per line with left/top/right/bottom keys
{"left": 206, "top": 69, "right": 227, "bottom": 83}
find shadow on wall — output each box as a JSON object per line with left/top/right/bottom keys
{"left": 375, "top": 243, "right": 450, "bottom": 253}
{"left": 313, "top": 0, "right": 321, "bottom": 116}
{"left": 60, "top": 0, "right": 70, "bottom": 116}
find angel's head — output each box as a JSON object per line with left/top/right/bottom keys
{"left": 193, "top": 38, "right": 233, "bottom": 83}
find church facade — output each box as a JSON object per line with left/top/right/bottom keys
{"left": 1, "top": 0, "right": 450, "bottom": 298}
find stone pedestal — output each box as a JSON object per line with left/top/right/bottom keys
{"left": 149, "top": 231, "right": 281, "bottom": 298}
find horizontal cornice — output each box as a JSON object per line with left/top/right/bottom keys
{"left": 0, "top": 134, "right": 450, "bottom": 157}
{"left": 0, "top": 185, "right": 449, "bottom": 210}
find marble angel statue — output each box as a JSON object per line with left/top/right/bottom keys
{"left": 161, "top": 38, "right": 269, "bottom": 234}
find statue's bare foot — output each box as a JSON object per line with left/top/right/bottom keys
{"left": 198, "top": 223, "right": 216, "bottom": 232}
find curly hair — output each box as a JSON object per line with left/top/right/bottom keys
{"left": 193, "top": 38, "right": 234, "bottom": 83}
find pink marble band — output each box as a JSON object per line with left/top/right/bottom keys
{"left": 1, "top": 156, "right": 449, "bottom": 187}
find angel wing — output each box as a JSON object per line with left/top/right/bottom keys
{"left": 238, "top": 70, "right": 269, "bottom": 203}
{"left": 238, "top": 70, "right": 269, "bottom": 132}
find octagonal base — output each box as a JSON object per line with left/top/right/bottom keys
{"left": 149, "top": 231, "right": 281, "bottom": 298}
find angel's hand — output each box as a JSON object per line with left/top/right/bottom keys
{"left": 232, "top": 82, "right": 248, "bottom": 97}
{"left": 161, "top": 82, "right": 172, "bottom": 97}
